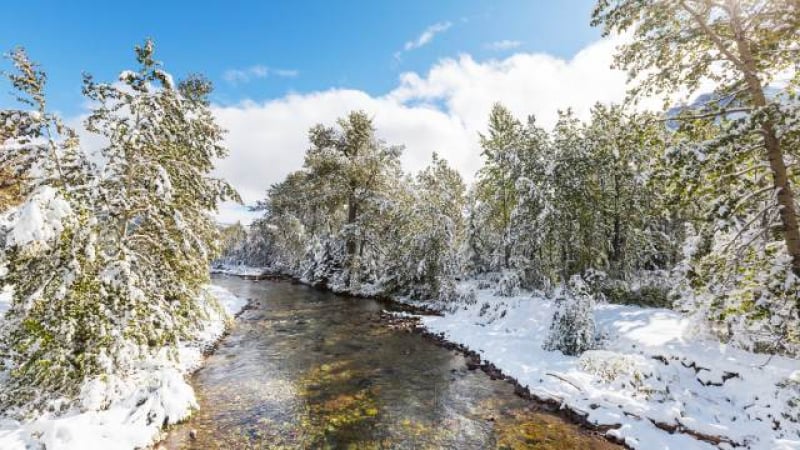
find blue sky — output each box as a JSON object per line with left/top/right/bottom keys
{"left": 2, "top": 1, "right": 600, "bottom": 116}
{"left": 4, "top": 1, "right": 631, "bottom": 224}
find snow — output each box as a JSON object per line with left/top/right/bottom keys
{"left": 4, "top": 186, "right": 72, "bottom": 248}
{"left": 0, "top": 287, "right": 10, "bottom": 316}
{"left": 211, "top": 263, "right": 269, "bottom": 277}
{"left": 0, "top": 284, "right": 247, "bottom": 450}
{"left": 408, "top": 280, "right": 800, "bottom": 450}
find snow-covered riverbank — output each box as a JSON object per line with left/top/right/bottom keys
{"left": 0, "top": 284, "right": 247, "bottom": 450}
{"left": 411, "top": 281, "right": 800, "bottom": 450}
{"left": 216, "top": 264, "right": 800, "bottom": 449}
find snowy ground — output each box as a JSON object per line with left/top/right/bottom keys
{"left": 0, "top": 284, "right": 247, "bottom": 450}
{"left": 406, "top": 280, "right": 800, "bottom": 450}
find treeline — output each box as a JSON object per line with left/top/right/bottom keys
{"left": 225, "top": 105, "right": 673, "bottom": 296}
{"left": 0, "top": 42, "right": 237, "bottom": 413}
{"left": 224, "top": 0, "right": 800, "bottom": 356}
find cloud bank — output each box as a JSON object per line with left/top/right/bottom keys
{"left": 212, "top": 34, "right": 637, "bottom": 223}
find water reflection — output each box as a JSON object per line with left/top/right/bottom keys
{"left": 161, "top": 275, "right": 618, "bottom": 449}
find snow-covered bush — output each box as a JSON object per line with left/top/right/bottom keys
{"left": 578, "top": 350, "right": 663, "bottom": 398}
{"left": 780, "top": 371, "right": 800, "bottom": 424}
{"left": 599, "top": 272, "right": 672, "bottom": 308}
{"left": 494, "top": 270, "right": 521, "bottom": 297}
{"left": 674, "top": 224, "right": 800, "bottom": 356}
{"left": 302, "top": 236, "right": 345, "bottom": 288}
{"left": 476, "top": 278, "right": 492, "bottom": 290}
{"left": 455, "top": 286, "right": 477, "bottom": 305}
{"left": 543, "top": 276, "right": 597, "bottom": 356}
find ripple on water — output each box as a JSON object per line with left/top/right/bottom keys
{"left": 160, "top": 276, "right": 620, "bottom": 450}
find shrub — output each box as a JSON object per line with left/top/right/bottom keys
{"left": 543, "top": 276, "right": 596, "bottom": 356}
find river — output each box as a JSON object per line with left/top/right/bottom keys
{"left": 161, "top": 275, "right": 618, "bottom": 449}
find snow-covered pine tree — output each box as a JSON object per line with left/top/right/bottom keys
{"left": 215, "top": 222, "right": 248, "bottom": 266}
{"left": 0, "top": 48, "right": 100, "bottom": 412}
{"left": 508, "top": 115, "right": 552, "bottom": 288}
{"left": 80, "top": 38, "right": 239, "bottom": 361}
{"left": 302, "top": 111, "right": 403, "bottom": 289}
{"left": 593, "top": 0, "right": 800, "bottom": 354}
{"left": 543, "top": 275, "right": 597, "bottom": 356}
{"left": 0, "top": 40, "right": 239, "bottom": 413}
{"left": 0, "top": 48, "right": 93, "bottom": 202}
{"left": 260, "top": 171, "right": 318, "bottom": 274}
{"left": 583, "top": 104, "right": 673, "bottom": 279}
{"left": 547, "top": 110, "right": 602, "bottom": 280}
{"left": 664, "top": 111, "right": 800, "bottom": 354}
{"left": 475, "top": 103, "right": 524, "bottom": 272}
{"left": 388, "top": 153, "right": 466, "bottom": 301}
{"left": 462, "top": 188, "right": 492, "bottom": 276}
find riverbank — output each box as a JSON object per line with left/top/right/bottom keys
{"left": 215, "top": 264, "right": 800, "bottom": 450}
{"left": 408, "top": 289, "right": 800, "bottom": 450}
{"left": 0, "top": 284, "right": 247, "bottom": 450}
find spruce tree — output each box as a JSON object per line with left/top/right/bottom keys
{"left": 303, "top": 111, "right": 403, "bottom": 288}
{"left": 476, "top": 103, "right": 524, "bottom": 271}
{"left": 0, "top": 40, "right": 240, "bottom": 413}
{"left": 593, "top": 0, "right": 800, "bottom": 353}
{"left": 0, "top": 48, "right": 99, "bottom": 412}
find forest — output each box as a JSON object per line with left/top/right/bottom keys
{"left": 1, "top": 1, "right": 799, "bottom": 449}
{"left": 221, "top": 1, "right": 800, "bottom": 357}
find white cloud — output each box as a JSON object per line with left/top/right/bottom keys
{"left": 216, "top": 203, "right": 262, "bottom": 226}
{"left": 389, "top": 35, "right": 637, "bottom": 132}
{"left": 66, "top": 34, "right": 658, "bottom": 224}
{"left": 212, "top": 89, "right": 475, "bottom": 207}
{"left": 210, "top": 34, "right": 654, "bottom": 224}
{"left": 223, "top": 65, "right": 298, "bottom": 85}
{"left": 485, "top": 40, "right": 522, "bottom": 51}
{"left": 394, "top": 21, "right": 453, "bottom": 60}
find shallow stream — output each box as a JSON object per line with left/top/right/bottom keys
{"left": 162, "top": 275, "right": 618, "bottom": 449}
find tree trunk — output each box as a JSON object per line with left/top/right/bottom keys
{"left": 731, "top": 16, "right": 800, "bottom": 275}
{"left": 611, "top": 173, "right": 623, "bottom": 274}
{"left": 345, "top": 191, "right": 358, "bottom": 287}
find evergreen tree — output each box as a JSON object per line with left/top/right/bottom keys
{"left": 584, "top": 104, "right": 673, "bottom": 278}
{"left": 389, "top": 154, "right": 466, "bottom": 301}
{"left": 548, "top": 110, "right": 601, "bottom": 280}
{"left": 81, "top": 38, "right": 239, "bottom": 360}
{"left": 475, "top": 103, "right": 524, "bottom": 270}
{"left": 303, "top": 111, "right": 403, "bottom": 288}
{"left": 593, "top": 0, "right": 800, "bottom": 352}
{"left": 0, "top": 48, "right": 99, "bottom": 412}
{"left": 0, "top": 40, "right": 239, "bottom": 412}
{"left": 543, "top": 275, "right": 597, "bottom": 356}
{"left": 508, "top": 115, "right": 551, "bottom": 287}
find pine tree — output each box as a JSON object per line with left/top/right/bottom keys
{"left": 508, "top": 115, "right": 551, "bottom": 287}
{"left": 475, "top": 103, "right": 524, "bottom": 271}
{"left": 548, "top": 110, "right": 599, "bottom": 280}
{"left": 0, "top": 48, "right": 100, "bottom": 412}
{"left": 388, "top": 154, "right": 466, "bottom": 301}
{"left": 303, "top": 111, "right": 403, "bottom": 288}
{"left": 543, "top": 275, "right": 597, "bottom": 356}
{"left": 81, "top": 38, "right": 239, "bottom": 359}
{"left": 583, "top": 104, "right": 673, "bottom": 279}
{"left": 0, "top": 40, "right": 240, "bottom": 412}
{"left": 593, "top": 0, "right": 800, "bottom": 353}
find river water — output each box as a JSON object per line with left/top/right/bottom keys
{"left": 161, "top": 275, "right": 618, "bottom": 449}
